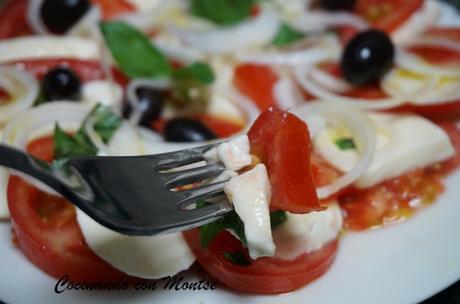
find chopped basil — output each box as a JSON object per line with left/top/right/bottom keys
{"left": 200, "top": 211, "right": 247, "bottom": 248}
{"left": 270, "top": 210, "right": 287, "bottom": 229}
{"left": 53, "top": 124, "right": 96, "bottom": 159}
{"left": 223, "top": 251, "right": 252, "bottom": 266}
{"left": 190, "top": 0, "right": 255, "bottom": 25}
{"left": 272, "top": 23, "right": 305, "bottom": 47}
{"left": 173, "top": 62, "right": 215, "bottom": 85}
{"left": 335, "top": 137, "right": 356, "bottom": 150}
{"left": 100, "top": 21, "right": 171, "bottom": 79}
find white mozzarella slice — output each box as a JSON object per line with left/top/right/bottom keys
{"left": 273, "top": 202, "right": 342, "bottom": 260}
{"left": 105, "top": 122, "right": 143, "bottom": 156}
{"left": 315, "top": 113, "right": 455, "bottom": 188}
{"left": 0, "top": 36, "right": 100, "bottom": 63}
{"left": 76, "top": 210, "right": 195, "bottom": 279}
{"left": 205, "top": 135, "right": 252, "bottom": 171}
{"left": 82, "top": 81, "right": 122, "bottom": 107}
{"left": 224, "top": 164, "right": 275, "bottom": 259}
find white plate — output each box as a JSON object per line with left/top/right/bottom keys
{"left": 1, "top": 2, "right": 460, "bottom": 304}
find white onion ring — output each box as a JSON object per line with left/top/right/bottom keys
{"left": 273, "top": 76, "right": 303, "bottom": 110}
{"left": 309, "top": 65, "right": 352, "bottom": 93}
{"left": 289, "top": 102, "right": 377, "bottom": 199}
{"left": 396, "top": 49, "right": 460, "bottom": 78}
{"left": 411, "top": 37, "right": 460, "bottom": 53}
{"left": 152, "top": 36, "right": 205, "bottom": 63}
{"left": 2, "top": 102, "right": 92, "bottom": 194}
{"left": 289, "top": 11, "right": 368, "bottom": 33}
{"left": 294, "top": 65, "right": 406, "bottom": 110}
{"left": 0, "top": 67, "right": 39, "bottom": 124}
{"left": 27, "top": 0, "right": 49, "bottom": 34}
{"left": 172, "top": 8, "right": 280, "bottom": 54}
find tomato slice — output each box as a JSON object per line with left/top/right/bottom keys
{"left": 248, "top": 108, "right": 321, "bottom": 213}
{"left": 355, "top": 0, "right": 423, "bottom": 33}
{"left": 7, "top": 137, "right": 129, "bottom": 281}
{"left": 10, "top": 58, "right": 128, "bottom": 86}
{"left": 90, "top": 0, "right": 137, "bottom": 20}
{"left": 233, "top": 64, "right": 279, "bottom": 111}
{"left": 183, "top": 229, "right": 338, "bottom": 294}
{"left": 0, "top": 0, "right": 32, "bottom": 39}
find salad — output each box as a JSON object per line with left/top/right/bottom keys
{"left": 0, "top": 0, "right": 459, "bottom": 298}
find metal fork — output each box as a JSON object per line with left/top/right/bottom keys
{"left": 0, "top": 143, "right": 234, "bottom": 235}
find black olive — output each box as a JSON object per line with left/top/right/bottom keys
{"left": 340, "top": 30, "right": 395, "bottom": 86}
{"left": 40, "top": 0, "right": 91, "bottom": 34}
{"left": 319, "top": 0, "right": 355, "bottom": 11}
{"left": 164, "top": 118, "right": 217, "bottom": 142}
{"left": 122, "top": 87, "right": 166, "bottom": 128}
{"left": 42, "top": 67, "right": 82, "bottom": 101}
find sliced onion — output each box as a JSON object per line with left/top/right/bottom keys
{"left": 411, "top": 37, "right": 460, "bottom": 53}
{"left": 294, "top": 65, "right": 406, "bottom": 110}
{"left": 152, "top": 36, "right": 205, "bottom": 63}
{"left": 289, "top": 102, "right": 377, "bottom": 199}
{"left": 0, "top": 67, "right": 39, "bottom": 124}
{"left": 273, "top": 76, "right": 304, "bottom": 110}
{"left": 309, "top": 65, "right": 352, "bottom": 93}
{"left": 27, "top": 0, "right": 49, "bottom": 34}
{"left": 2, "top": 102, "right": 92, "bottom": 194}
{"left": 289, "top": 11, "right": 368, "bottom": 33}
{"left": 396, "top": 49, "right": 460, "bottom": 78}
{"left": 172, "top": 8, "right": 280, "bottom": 54}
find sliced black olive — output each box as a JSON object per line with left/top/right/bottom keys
{"left": 40, "top": 0, "right": 91, "bottom": 34}
{"left": 163, "top": 118, "right": 217, "bottom": 142}
{"left": 340, "top": 30, "right": 395, "bottom": 86}
{"left": 42, "top": 67, "right": 82, "bottom": 101}
{"left": 122, "top": 87, "right": 166, "bottom": 128}
{"left": 319, "top": 0, "right": 355, "bottom": 11}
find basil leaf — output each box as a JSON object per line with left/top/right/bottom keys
{"left": 190, "top": 0, "right": 255, "bottom": 25}
{"left": 335, "top": 137, "right": 356, "bottom": 150}
{"left": 100, "top": 21, "right": 171, "bottom": 79}
{"left": 200, "top": 211, "right": 247, "bottom": 248}
{"left": 53, "top": 124, "right": 96, "bottom": 160}
{"left": 173, "top": 62, "right": 215, "bottom": 85}
{"left": 272, "top": 23, "right": 305, "bottom": 47}
{"left": 77, "top": 104, "right": 123, "bottom": 145}
{"left": 270, "top": 210, "right": 287, "bottom": 229}
{"left": 223, "top": 251, "right": 252, "bottom": 266}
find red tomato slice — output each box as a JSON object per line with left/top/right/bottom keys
{"left": 248, "top": 108, "right": 321, "bottom": 213}
{"left": 10, "top": 58, "right": 128, "bottom": 86}
{"left": 233, "top": 64, "right": 279, "bottom": 111}
{"left": 183, "top": 229, "right": 338, "bottom": 294}
{"left": 8, "top": 136, "right": 130, "bottom": 281}
{"left": 90, "top": 0, "right": 137, "bottom": 20}
{"left": 355, "top": 0, "right": 423, "bottom": 33}
{"left": 0, "top": 0, "right": 32, "bottom": 39}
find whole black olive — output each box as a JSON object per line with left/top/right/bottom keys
{"left": 42, "top": 67, "right": 82, "bottom": 101}
{"left": 164, "top": 118, "right": 217, "bottom": 142}
{"left": 122, "top": 87, "right": 166, "bottom": 128}
{"left": 40, "top": 0, "right": 91, "bottom": 34}
{"left": 340, "top": 30, "right": 395, "bottom": 86}
{"left": 319, "top": 0, "right": 355, "bottom": 11}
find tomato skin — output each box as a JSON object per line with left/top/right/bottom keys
{"left": 90, "top": 0, "right": 136, "bottom": 20}
{"left": 233, "top": 64, "right": 279, "bottom": 111}
{"left": 7, "top": 137, "right": 129, "bottom": 281}
{"left": 183, "top": 229, "right": 338, "bottom": 294}
{"left": 0, "top": 0, "right": 32, "bottom": 39}
{"left": 248, "top": 109, "right": 321, "bottom": 213}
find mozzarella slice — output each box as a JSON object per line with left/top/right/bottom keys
{"left": 315, "top": 113, "right": 455, "bottom": 188}
{"left": 273, "top": 202, "right": 342, "bottom": 260}
{"left": 82, "top": 81, "right": 123, "bottom": 107}
{"left": 224, "top": 164, "right": 275, "bottom": 259}
{"left": 76, "top": 210, "right": 195, "bottom": 279}
{"left": 0, "top": 36, "right": 100, "bottom": 63}
{"left": 205, "top": 135, "right": 252, "bottom": 171}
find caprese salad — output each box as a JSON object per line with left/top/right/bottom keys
{"left": 0, "top": 0, "right": 459, "bottom": 296}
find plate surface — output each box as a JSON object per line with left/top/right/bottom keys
{"left": 1, "top": 2, "right": 460, "bottom": 304}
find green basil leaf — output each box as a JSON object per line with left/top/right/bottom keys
{"left": 190, "top": 0, "right": 255, "bottom": 25}
{"left": 272, "top": 23, "right": 305, "bottom": 47}
{"left": 335, "top": 137, "right": 356, "bottom": 150}
{"left": 173, "top": 62, "right": 215, "bottom": 85}
{"left": 100, "top": 21, "right": 171, "bottom": 79}
{"left": 270, "top": 210, "right": 287, "bottom": 229}
{"left": 77, "top": 104, "right": 123, "bottom": 145}
{"left": 53, "top": 124, "right": 96, "bottom": 160}
{"left": 200, "top": 211, "right": 247, "bottom": 248}
{"left": 223, "top": 251, "right": 252, "bottom": 266}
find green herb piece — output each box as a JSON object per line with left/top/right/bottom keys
{"left": 100, "top": 21, "right": 171, "bottom": 79}
{"left": 78, "top": 104, "right": 123, "bottom": 144}
{"left": 200, "top": 211, "right": 247, "bottom": 248}
{"left": 190, "top": 0, "right": 255, "bottom": 25}
{"left": 270, "top": 210, "right": 287, "bottom": 229}
{"left": 53, "top": 124, "right": 96, "bottom": 160}
{"left": 335, "top": 137, "right": 356, "bottom": 150}
{"left": 173, "top": 62, "right": 215, "bottom": 85}
{"left": 223, "top": 251, "right": 252, "bottom": 266}
{"left": 272, "top": 23, "right": 305, "bottom": 47}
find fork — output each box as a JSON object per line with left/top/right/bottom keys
{"left": 0, "top": 143, "right": 234, "bottom": 235}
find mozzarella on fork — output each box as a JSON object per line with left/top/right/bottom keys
{"left": 0, "top": 36, "right": 100, "bottom": 63}
{"left": 315, "top": 112, "right": 455, "bottom": 188}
